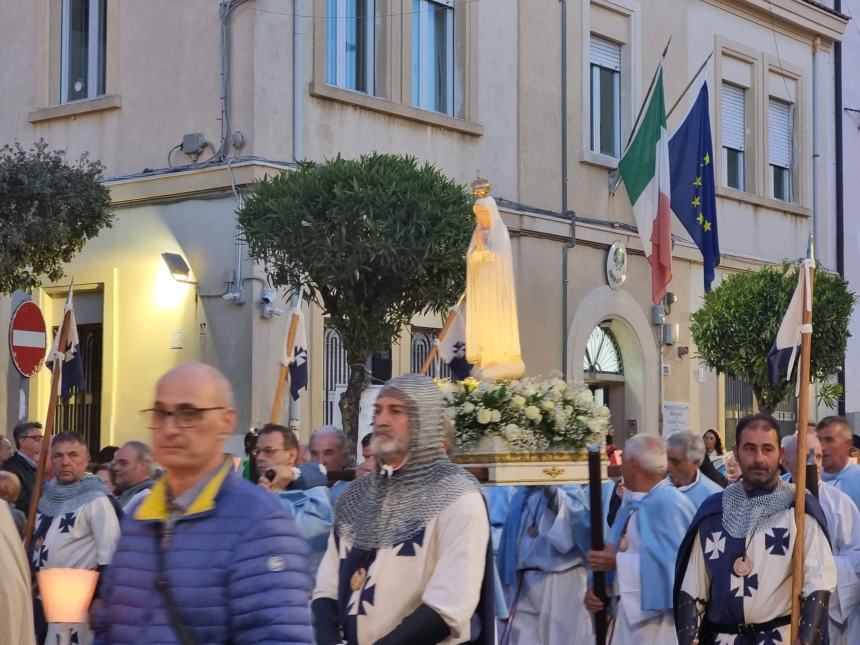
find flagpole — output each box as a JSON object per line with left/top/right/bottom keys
{"left": 790, "top": 241, "right": 815, "bottom": 642}
{"left": 420, "top": 294, "right": 465, "bottom": 376}
{"left": 270, "top": 293, "right": 303, "bottom": 425}
{"left": 666, "top": 50, "right": 714, "bottom": 119}
{"left": 23, "top": 308, "right": 71, "bottom": 553}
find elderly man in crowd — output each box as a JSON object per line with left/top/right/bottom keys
{"left": 818, "top": 416, "right": 860, "bottom": 510}
{"left": 0, "top": 470, "right": 26, "bottom": 537}
{"left": 255, "top": 422, "right": 333, "bottom": 573}
{"left": 0, "top": 435, "right": 12, "bottom": 466}
{"left": 313, "top": 374, "right": 492, "bottom": 645}
{"left": 586, "top": 434, "right": 696, "bottom": 643}
{"left": 95, "top": 363, "right": 313, "bottom": 644}
{"left": 783, "top": 430, "right": 860, "bottom": 645}
{"left": 111, "top": 440, "right": 157, "bottom": 511}
{"left": 676, "top": 415, "right": 836, "bottom": 645}
{"left": 32, "top": 432, "right": 121, "bottom": 645}
{"left": 309, "top": 425, "right": 352, "bottom": 502}
{"left": 666, "top": 431, "right": 723, "bottom": 508}
{"left": 2, "top": 421, "right": 43, "bottom": 514}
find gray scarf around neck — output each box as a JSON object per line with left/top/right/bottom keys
{"left": 38, "top": 474, "right": 110, "bottom": 517}
{"left": 335, "top": 374, "right": 480, "bottom": 550}
{"left": 721, "top": 479, "right": 796, "bottom": 539}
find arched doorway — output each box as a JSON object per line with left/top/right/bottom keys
{"left": 567, "top": 286, "right": 660, "bottom": 444}
{"left": 583, "top": 323, "right": 626, "bottom": 447}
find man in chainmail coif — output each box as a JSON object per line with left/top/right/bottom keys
{"left": 312, "top": 373, "right": 492, "bottom": 645}
{"left": 675, "top": 414, "right": 836, "bottom": 645}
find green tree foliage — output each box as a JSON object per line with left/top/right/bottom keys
{"left": 239, "top": 153, "right": 473, "bottom": 441}
{"left": 0, "top": 141, "right": 113, "bottom": 294}
{"left": 691, "top": 263, "right": 855, "bottom": 414}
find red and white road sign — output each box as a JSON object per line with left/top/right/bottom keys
{"left": 9, "top": 301, "right": 47, "bottom": 377}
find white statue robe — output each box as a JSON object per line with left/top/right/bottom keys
{"left": 503, "top": 486, "right": 594, "bottom": 645}
{"left": 0, "top": 502, "right": 35, "bottom": 645}
{"left": 465, "top": 195, "right": 524, "bottom": 380}
{"left": 819, "top": 482, "right": 860, "bottom": 645}
{"left": 611, "top": 492, "right": 678, "bottom": 644}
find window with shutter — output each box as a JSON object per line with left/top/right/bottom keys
{"left": 590, "top": 36, "right": 621, "bottom": 157}
{"left": 721, "top": 83, "right": 746, "bottom": 191}
{"left": 769, "top": 99, "right": 792, "bottom": 201}
{"left": 327, "top": 0, "right": 376, "bottom": 94}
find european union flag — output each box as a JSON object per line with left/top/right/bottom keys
{"left": 669, "top": 82, "right": 721, "bottom": 291}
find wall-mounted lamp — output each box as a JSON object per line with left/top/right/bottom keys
{"left": 161, "top": 252, "right": 196, "bottom": 284}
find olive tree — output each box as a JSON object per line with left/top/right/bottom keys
{"left": 238, "top": 153, "right": 473, "bottom": 443}
{"left": 0, "top": 141, "right": 113, "bottom": 294}
{"left": 691, "top": 263, "right": 854, "bottom": 414}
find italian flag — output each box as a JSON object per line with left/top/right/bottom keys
{"left": 618, "top": 68, "right": 672, "bottom": 305}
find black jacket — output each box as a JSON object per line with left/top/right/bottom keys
{"left": 2, "top": 452, "right": 37, "bottom": 513}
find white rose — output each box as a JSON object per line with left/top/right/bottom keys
{"left": 541, "top": 400, "right": 556, "bottom": 411}
{"left": 490, "top": 409, "right": 502, "bottom": 423}
{"left": 477, "top": 409, "right": 492, "bottom": 424}
{"left": 504, "top": 424, "right": 522, "bottom": 441}
{"left": 588, "top": 417, "right": 608, "bottom": 432}
{"left": 462, "top": 402, "right": 475, "bottom": 414}
{"left": 597, "top": 406, "right": 611, "bottom": 419}
{"left": 553, "top": 380, "right": 568, "bottom": 393}
{"left": 443, "top": 407, "right": 457, "bottom": 420}
{"left": 575, "top": 389, "right": 594, "bottom": 406}
{"left": 511, "top": 395, "right": 526, "bottom": 408}
{"left": 525, "top": 405, "right": 541, "bottom": 420}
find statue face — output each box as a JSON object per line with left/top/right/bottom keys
{"left": 473, "top": 204, "right": 492, "bottom": 229}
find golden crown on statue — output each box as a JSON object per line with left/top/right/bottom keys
{"left": 469, "top": 176, "right": 492, "bottom": 198}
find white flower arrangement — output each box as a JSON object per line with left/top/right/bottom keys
{"left": 438, "top": 375, "right": 610, "bottom": 453}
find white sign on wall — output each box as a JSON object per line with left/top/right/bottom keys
{"left": 662, "top": 401, "right": 690, "bottom": 436}
{"left": 332, "top": 384, "right": 383, "bottom": 464}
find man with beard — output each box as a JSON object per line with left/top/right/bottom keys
{"left": 32, "top": 432, "right": 121, "bottom": 645}
{"left": 675, "top": 415, "right": 836, "bottom": 645}
{"left": 312, "top": 374, "right": 491, "bottom": 644}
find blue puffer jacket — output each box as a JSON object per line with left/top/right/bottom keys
{"left": 94, "top": 460, "right": 314, "bottom": 644}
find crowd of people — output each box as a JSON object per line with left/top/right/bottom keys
{"left": 1, "top": 362, "right": 859, "bottom": 644}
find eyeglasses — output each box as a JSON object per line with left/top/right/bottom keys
{"left": 251, "top": 447, "right": 286, "bottom": 458}
{"left": 21, "top": 435, "right": 44, "bottom": 441}
{"left": 139, "top": 407, "right": 225, "bottom": 429}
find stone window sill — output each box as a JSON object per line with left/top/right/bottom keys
{"left": 580, "top": 150, "right": 619, "bottom": 170}
{"left": 310, "top": 82, "right": 483, "bottom": 137}
{"left": 28, "top": 95, "right": 122, "bottom": 124}
{"left": 716, "top": 186, "right": 810, "bottom": 217}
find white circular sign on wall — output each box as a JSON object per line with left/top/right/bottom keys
{"left": 606, "top": 241, "right": 627, "bottom": 291}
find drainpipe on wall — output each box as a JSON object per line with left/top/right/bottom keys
{"left": 294, "top": 0, "right": 304, "bottom": 163}
{"left": 834, "top": 1, "right": 846, "bottom": 415}
{"left": 560, "top": 0, "right": 576, "bottom": 381}
{"left": 812, "top": 35, "right": 825, "bottom": 262}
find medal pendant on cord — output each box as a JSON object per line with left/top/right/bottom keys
{"left": 350, "top": 567, "right": 367, "bottom": 591}
{"left": 527, "top": 525, "right": 539, "bottom": 538}
{"left": 733, "top": 556, "right": 753, "bottom": 577}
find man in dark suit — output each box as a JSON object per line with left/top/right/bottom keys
{"left": 1, "top": 421, "right": 43, "bottom": 513}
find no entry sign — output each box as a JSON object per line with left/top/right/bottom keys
{"left": 9, "top": 301, "right": 47, "bottom": 377}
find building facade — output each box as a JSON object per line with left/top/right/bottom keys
{"left": 0, "top": 0, "right": 847, "bottom": 453}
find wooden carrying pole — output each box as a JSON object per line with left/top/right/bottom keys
{"left": 269, "top": 308, "right": 302, "bottom": 424}
{"left": 588, "top": 446, "right": 609, "bottom": 645}
{"left": 790, "top": 258, "right": 814, "bottom": 642}
{"left": 24, "top": 308, "right": 71, "bottom": 553}
{"left": 419, "top": 296, "right": 464, "bottom": 376}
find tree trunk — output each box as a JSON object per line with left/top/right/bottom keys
{"left": 339, "top": 355, "right": 367, "bottom": 449}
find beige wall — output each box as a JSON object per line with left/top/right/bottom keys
{"left": 0, "top": 0, "right": 845, "bottom": 447}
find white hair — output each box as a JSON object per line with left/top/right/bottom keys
{"left": 309, "top": 425, "right": 351, "bottom": 455}
{"left": 624, "top": 435, "right": 667, "bottom": 474}
{"left": 666, "top": 431, "right": 706, "bottom": 465}
{"left": 782, "top": 431, "right": 819, "bottom": 468}
{"left": 817, "top": 418, "right": 854, "bottom": 442}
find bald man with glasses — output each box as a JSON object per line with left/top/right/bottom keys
{"left": 94, "top": 363, "right": 314, "bottom": 645}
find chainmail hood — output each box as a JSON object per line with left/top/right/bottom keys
{"left": 38, "top": 474, "right": 110, "bottom": 517}
{"left": 335, "top": 374, "right": 480, "bottom": 550}
{"left": 721, "top": 479, "right": 796, "bottom": 539}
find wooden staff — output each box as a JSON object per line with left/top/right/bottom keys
{"left": 790, "top": 255, "right": 814, "bottom": 642}
{"left": 419, "top": 295, "right": 465, "bottom": 376}
{"left": 24, "top": 308, "right": 71, "bottom": 553}
{"left": 269, "top": 307, "right": 302, "bottom": 424}
{"left": 588, "top": 445, "right": 608, "bottom": 645}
